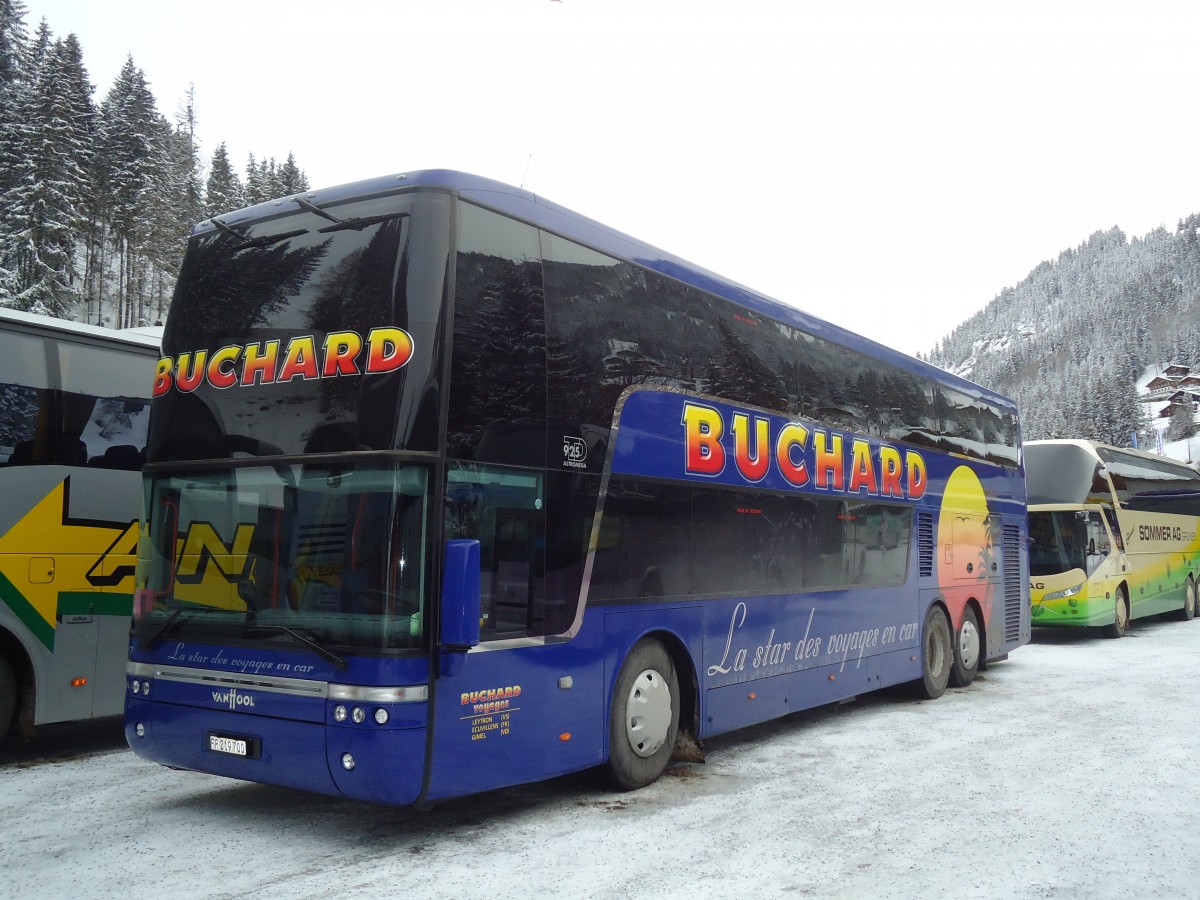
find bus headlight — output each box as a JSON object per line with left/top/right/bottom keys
{"left": 1043, "top": 582, "right": 1084, "bottom": 602}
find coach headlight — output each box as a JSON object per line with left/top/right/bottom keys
{"left": 1043, "top": 582, "right": 1084, "bottom": 602}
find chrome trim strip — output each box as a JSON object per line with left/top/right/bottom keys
{"left": 126, "top": 661, "right": 428, "bottom": 703}
{"left": 127, "top": 662, "right": 327, "bottom": 697}
{"left": 328, "top": 684, "right": 429, "bottom": 703}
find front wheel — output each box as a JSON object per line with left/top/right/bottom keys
{"left": 606, "top": 639, "right": 680, "bottom": 791}
{"left": 908, "top": 605, "right": 952, "bottom": 700}
{"left": 1103, "top": 587, "right": 1129, "bottom": 639}
{"left": 949, "top": 605, "right": 981, "bottom": 688}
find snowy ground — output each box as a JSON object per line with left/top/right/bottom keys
{"left": 4, "top": 617, "right": 1200, "bottom": 900}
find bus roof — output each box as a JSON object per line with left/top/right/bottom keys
{"left": 198, "top": 169, "right": 1017, "bottom": 415}
{"left": 1025, "top": 438, "right": 1200, "bottom": 476}
{"left": 0, "top": 307, "right": 162, "bottom": 353}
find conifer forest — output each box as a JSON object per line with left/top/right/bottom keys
{"left": 0, "top": 0, "right": 307, "bottom": 328}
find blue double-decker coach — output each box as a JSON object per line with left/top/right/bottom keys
{"left": 125, "top": 170, "right": 1029, "bottom": 805}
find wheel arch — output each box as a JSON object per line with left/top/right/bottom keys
{"left": 1116, "top": 579, "right": 1131, "bottom": 612}
{"left": 963, "top": 595, "right": 988, "bottom": 670}
{"left": 0, "top": 624, "right": 36, "bottom": 739}
{"left": 609, "top": 627, "right": 701, "bottom": 760}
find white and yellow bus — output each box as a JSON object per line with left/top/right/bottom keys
{"left": 0, "top": 308, "right": 158, "bottom": 737}
{"left": 1026, "top": 439, "right": 1200, "bottom": 637}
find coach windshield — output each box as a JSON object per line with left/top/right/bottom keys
{"left": 133, "top": 462, "right": 431, "bottom": 652}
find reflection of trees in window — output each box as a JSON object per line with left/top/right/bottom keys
{"left": 538, "top": 233, "right": 1019, "bottom": 464}
{"left": 705, "top": 319, "right": 787, "bottom": 412}
{"left": 448, "top": 253, "right": 546, "bottom": 459}
{"left": 0, "top": 383, "right": 40, "bottom": 448}
{"left": 166, "top": 232, "right": 331, "bottom": 351}
{"left": 305, "top": 219, "right": 408, "bottom": 424}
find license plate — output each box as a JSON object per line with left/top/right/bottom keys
{"left": 209, "top": 734, "right": 246, "bottom": 755}
{"left": 206, "top": 732, "right": 260, "bottom": 758}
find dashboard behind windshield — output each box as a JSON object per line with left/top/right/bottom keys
{"left": 134, "top": 462, "right": 430, "bottom": 652}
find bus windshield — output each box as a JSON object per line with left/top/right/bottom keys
{"left": 1028, "top": 509, "right": 1110, "bottom": 578}
{"left": 134, "top": 462, "right": 430, "bottom": 652}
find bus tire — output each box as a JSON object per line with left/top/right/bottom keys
{"left": 949, "top": 605, "right": 981, "bottom": 688}
{"left": 606, "top": 639, "right": 679, "bottom": 791}
{"left": 0, "top": 653, "right": 16, "bottom": 738}
{"left": 1176, "top": 576, "right": 1196, "bottom": 622}
{"left": 1103, "top": 587, "right": 1129, "bottom": 639}
{"left": 908, "top": 605, "right": 951, "bottom": 700}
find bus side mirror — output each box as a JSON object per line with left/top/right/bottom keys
{"left": 440, "top": 539, "right": 480, "bottom": 676}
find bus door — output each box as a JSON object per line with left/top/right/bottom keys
{"left": 1085, "top": 507, "right": 1126, "bottom": 600}
{"left": 425, "top": 464, "right": 593, "bottom": 801}
{"left": 49, "top": 598, "right": 99, "bottom": 721}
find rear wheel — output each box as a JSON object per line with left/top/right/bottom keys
{"left": 1103, "top": 587, "right": 1129, "bottom": 639}
{"left": 949, "top": 605, "right": 981, "bottom": 688}
{"left": 909, "top": 605, "right": 952, "bottom": 700}
{"left": 606, "top": 639, "right": 679, "bottom": 791}
{"left": 0, "top": 654, "right": 16, "bottom": 738}
{"left": 1177, "top": 576, "right": 1196, "bottom": 622}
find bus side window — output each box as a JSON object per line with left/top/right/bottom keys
{"left": 1102, "top": 506, "right": 1124, "bottom": 553}
{"left": 445, "top": 464, "right": 545, "bottom": 641}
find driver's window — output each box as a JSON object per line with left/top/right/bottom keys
{"left": 1082, "top": 510, "right": 1109, "bottom": 576}
{"left": 445, "top": 463, "right": 544, "bottom": 640}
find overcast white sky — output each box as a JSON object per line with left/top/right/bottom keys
{"left": 24, "top": 0, "right": 1200, "bottom": 357}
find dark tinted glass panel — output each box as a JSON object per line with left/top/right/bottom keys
{"left": 137, "top": 463, "right": 430, "bottom": 651}
{"left": 588, "top": 479, "right": 910, "bottom": 603}
{"left": 0, "top": 383, "right": 44, "bottom": 463}
{"left": 0, "top": 385, "right": 149, "bottom": 469}
{"left": 691, "top": 490, "right": 800, "bottom": 596}
{"left": 542, "top": 470, "right": 596, "bottom": 633}
{"left": 1096, "top": 446, "right": 1200, "bottom": 513}
{"left": 590, "top": 480, "right": 691, "bottom": 601}
{"left": 448, "top": 204, "right": 547, "bottom": 466}
{"left": 540, "top": 232, "right": 1017, "bottom": 467}
{"left": 150, "top": 192, "right": 449, "bottom": 461}
{"left": 445, "top": 463, "right": 591, "bottom": 639}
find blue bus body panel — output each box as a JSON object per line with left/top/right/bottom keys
{"left": 424, "top": 618, "right": 608, "bottom": 800}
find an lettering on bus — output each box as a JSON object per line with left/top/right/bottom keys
{"left": 682, "top": 402, "right": 926, "bottom": 499}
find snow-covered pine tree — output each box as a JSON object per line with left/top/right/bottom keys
{"left": 0, "top": 31, "right": 94, "bottom": 315}
{"left": 204, "top": 141, "right": 243, "bottom": 217}
{"left": 94, "top": 56, "right": 167, "bottom": 327}
{"left": 278, "top": 151, "right": 308, "bottom": 194}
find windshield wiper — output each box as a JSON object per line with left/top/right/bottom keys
{"left": 209, "top": 215, "right": 307, "bottom": 252}
{"left": 291, "top": 196, "right": 410, "bottom": 233}
{"left": 318, "top": 212, "right": 409, "bottom": 233}
{"left": 248, "top": 624, "right": 348, "bottom": 669}
{"left": 209, "top": 216, "right": 248, "bottom": 240}
{"left": 140, "top": 608, "right": 190, "bottom": 649}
